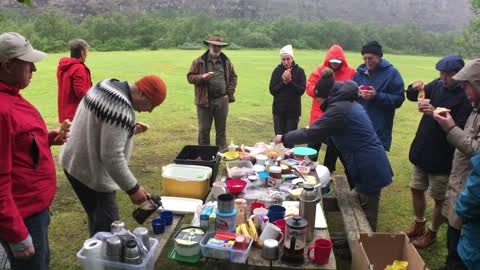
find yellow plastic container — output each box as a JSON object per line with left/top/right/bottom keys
{"left": 162, "top": 164, "right": 212, "bottom": 200}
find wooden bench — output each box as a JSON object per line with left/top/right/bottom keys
{"left": 326, "top": 175, "right": 372, "bottom": 253}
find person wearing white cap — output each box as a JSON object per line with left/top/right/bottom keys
{"left": 305, "top": 44, "right": 355, "bottom": 181}
{"left": 269, "top": 44, "right": 306, "bottom": 148}
{"left": 0, "top": 32, "right": 64, "bottom": 270}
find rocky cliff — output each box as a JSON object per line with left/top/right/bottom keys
{"left": 1, "top": 0, "right": 472, "bottom": 32}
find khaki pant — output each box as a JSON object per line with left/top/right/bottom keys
{"left": 410, "top": 166, "right": 449, "bottom": 201}
{"left": 197, "top": 95, "right": 229, "bottom": 150}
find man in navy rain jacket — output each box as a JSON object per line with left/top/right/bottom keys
{"left": 353, "top": 41, "right": 405, "bottom": 151}
{"left": 275, "top": 68, "right": 393, "bottom": 231}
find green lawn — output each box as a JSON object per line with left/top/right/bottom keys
{"left": 22, "top": 49, "right": 447, "bottom": 269}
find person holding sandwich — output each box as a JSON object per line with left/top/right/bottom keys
{"left": 0, "top": 32, "right": 65, "bottom": 270}
{"left": 269, "top": 44, "right": 306, "bottom": 148}
{"left": 433, "top": 59, "right": 480, "bottom": 270}
{"left": 402, "top": 55, "right": 471, "bottom": 249}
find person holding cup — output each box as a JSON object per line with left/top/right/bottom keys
{"left": 402, "top": 55, "right": 471, "bottom": 249}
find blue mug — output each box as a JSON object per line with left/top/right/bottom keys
{"left": 268, "top": 205, "right": 286, "bottom": 223}
{"left": 151, "top": 217, "right": 165, "bottom": 234}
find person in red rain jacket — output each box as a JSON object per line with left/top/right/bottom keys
{"left": 0, "top": 32, "right": 65, "bottom": 270}
{"left": 306, "top": 44, "right": 355, "bottom": 174}
{"left": 57, "top": 39, "right": 92, "bottom": 123}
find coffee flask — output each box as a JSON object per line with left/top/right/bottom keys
{"left": 132, "top": 195, "right": 162, "bottom": 224}
{"left": 299, "top": 184, "right": 319, "bottom": 242}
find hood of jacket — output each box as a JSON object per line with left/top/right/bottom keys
{"left": 323, "top": 44, "right": 350, "bottom": 69}
{"left": 356, "top": 58, "right": 393, "bottom": 74}
{"left": 321, "top": 80, "right": 359, "bottom": 111}
{"left": 58, "top": 57, "right": 84, "bottom": 72}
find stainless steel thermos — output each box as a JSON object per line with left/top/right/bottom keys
{"left": 299, "top": 184, "right": 319, "bottom": 242}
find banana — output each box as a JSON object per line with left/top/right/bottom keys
{"left": 240, "top": 223, "right": 251, "bottom": 237}
{"left": 236, "top": 224, "right": 242, "bottom": 234}
{"left": 247, "top": 218, "right": 258, "bottom": 241}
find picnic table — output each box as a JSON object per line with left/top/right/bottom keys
{"left": 149, "top": 168, "right": 377, "bottom": 270}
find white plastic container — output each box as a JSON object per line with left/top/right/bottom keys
{"left": 76, "top": 238, "right": 159, "bottom": 270}
{"left": 200, "top": 231, "right": 253, "bottom": 263}
{"left": 226, "top": 160, "right": 254, "bottom": 178}
{"left": 162, "top": 164, "right": 212, "bottom": 199}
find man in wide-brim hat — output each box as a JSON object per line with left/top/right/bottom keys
{"left": 203, "top": 35, "right": 229, "bottom": 47}
{"left": 187, "top": 34, "right": 237, "bottom": 150}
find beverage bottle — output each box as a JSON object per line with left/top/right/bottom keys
{"left": 299, "top": 184, "right": 319, "bottom": 242}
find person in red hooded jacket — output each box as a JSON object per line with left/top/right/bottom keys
{"left": 57, "top": 39, "right": 92, "bottom": 123}
{"left": 306, "top": 44, "right": 355, "bottom": 175}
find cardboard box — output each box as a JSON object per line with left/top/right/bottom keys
{"left": 351, "top": 233, "right": 426, "bottom": 270}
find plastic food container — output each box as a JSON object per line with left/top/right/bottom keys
{"left": 174, "top": 227, "right": 205, "bottom": 257}
{"left": 162, "top": 164, "right": 212, "bottom": 200}
{"left": 174, "top": 145, "right": 220, "bottom": 186}
{"left": 77, "top": 238, "right": 159, "bottom": 270}
{"left": 226, "top": 160, "right": 254, "bottom": 178}
{"left": 200, "top": 231, "right": 253, "bottom": 263}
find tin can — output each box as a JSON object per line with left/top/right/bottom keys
{"left": 111, "top": 220, "right": 125, "bottom": 233}
{"left": 133, "top": 227, "right": 150, "bottom": 250}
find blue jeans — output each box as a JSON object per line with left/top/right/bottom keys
{"left": 0, "top": 209, "right": 50, "bottom": 270}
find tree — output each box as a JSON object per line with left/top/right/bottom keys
{"left": 16, "top": 0, "right": 32, "bottom": 7}
{"left": 457, "top": 0, "right": 480, "bottom": 58}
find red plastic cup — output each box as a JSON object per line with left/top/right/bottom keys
{"left": 272, "top": 219, "right": 286, "bottom": 239}
{"left": 359, "top": 85, "right": 374, "bottom": 91}
{"left": 250, "top": 202, "right": 267, "bottom": 215}
{"left": 308, "top": 238, "right": 332, "bottom": 265}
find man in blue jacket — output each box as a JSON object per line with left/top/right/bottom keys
{"left": 402, "top": 55, "right": 471, "bottom": 249}
{"left": 275, "top": 68, "right": 393, "bottom": 231}
{"left": 353, "top": 41, "right": 405, "bottom": 151}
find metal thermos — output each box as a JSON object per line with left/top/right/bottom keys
{"left": 105, "top": 235, "right": 123, "bottom": 262}
{"left": 123, "top": 240, "right": 142, "bottom": 264}
{"left": 299, "top": 184, "right": 319, "bottom": 242}
{"left": 133, "top": 227, "right": 150, "bottom": 250}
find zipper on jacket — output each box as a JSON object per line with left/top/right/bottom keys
{"left": 31, "top": 135, "right": 39, "bottom": 170}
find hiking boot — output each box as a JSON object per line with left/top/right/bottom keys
{"left": 412, "top": 228, "right": 437, "bottom": 249}
{"left": 401, "top": 220, "right": 426, "bottom": 238}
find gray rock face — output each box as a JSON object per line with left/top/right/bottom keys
{"left": 2, "top": 0, "right": 472, "bottom": 32}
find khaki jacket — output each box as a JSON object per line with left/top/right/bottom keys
{"left": 187, "top": 50, "right": 238, "bottom": 107}
{"left": 443, "top": 106, "right": 480, "bottom": 229}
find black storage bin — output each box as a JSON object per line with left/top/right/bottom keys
{"left": 174, "top": 145, "right": 220, "bottom": 186}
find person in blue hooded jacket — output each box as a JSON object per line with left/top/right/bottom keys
{"left": 454, "top": 149, "right": 480, "bottom": 269}
{"left": 274, "top": 67, "right": 393, "bottom": 231}
{"left": 353, "top": 41, "right": 405, "bottom": 151}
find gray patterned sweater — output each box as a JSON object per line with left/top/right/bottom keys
{"left": 60, "top": 79, "right": 138, "bottom": 192}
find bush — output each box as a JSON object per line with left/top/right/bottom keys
{"left": 177, "top": 42, "right": 204, "bottom": 50}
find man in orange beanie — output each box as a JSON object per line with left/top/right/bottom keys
{"left": 60, "top": 75, "right": 166, "bottom": 236}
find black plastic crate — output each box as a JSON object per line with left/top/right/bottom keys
{"left": 174, "top": 145, "right": 220, "bottom": 186}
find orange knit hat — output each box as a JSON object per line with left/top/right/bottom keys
{"left": 136, "top": 75, "right": 167, "bottom": 106}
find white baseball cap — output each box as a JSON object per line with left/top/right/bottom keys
{"left": 329, "top": 58, "right": 342, "bottom": 64}
{"left": 0, "top": 32, "right": 46, "bottom": 62}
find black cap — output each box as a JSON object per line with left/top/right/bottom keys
{"left": 435, "top": 55, "right": 465, "bottom": 72}
{"left": 361, "top": 41, "right": 383, "bottom": 57}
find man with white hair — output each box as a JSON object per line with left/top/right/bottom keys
{"left": 433, "top": 59, "right": 480, "bottom": 270}
{"left": 269, "top": 44, "right": 306, "bottom": 148}
{"left": 0, "top": 32, "right": 64, "bottom": 270}
{"left": 187, "top": 34, "right": 238, "bottom": 150}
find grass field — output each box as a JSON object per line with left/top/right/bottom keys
{"left": 21, "top": 48, "right": 448, "bottom": 269}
